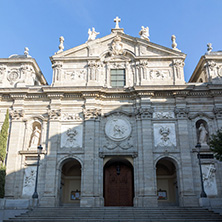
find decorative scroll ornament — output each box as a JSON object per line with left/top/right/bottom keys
{"left": 153, "top": 112, "right": 174, "bottom": 119}
{"left": 10, "top": 109, "right": 25, "bottom": 120}
{"left": 83, "top": 108, "right": 101, "bottom": 120}
{"left": 48, "top": 109, "right": 61, "bottom": 120}
{"left": 174, "top": 107, "right": 189, "bottom": 119}
{"left": 105, "top": 117, "right": 131, "bottom": 142}
{"left": 111, "top": 36, "right": 125, "bottom": 56}
{"left": 135, "top": 107, "right": 153, "bottom": 119}
{"left": 61, "top": 113, "right": 83, "bottom": 121}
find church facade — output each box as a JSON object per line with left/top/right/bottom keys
{"left": 0, "top": 18, "right": 222, "bottom": 209}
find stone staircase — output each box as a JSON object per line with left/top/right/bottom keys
{"left": 4, "top": 207, "right": 222, "bottom": 222}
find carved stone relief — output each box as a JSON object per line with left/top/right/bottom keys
{"left": 66, "top": 69, "right": 86, "bottom": 80}
{"left": 22, "top": 166, "right": 36, "bottom": 197}
{"left": 105, "top": 117, "right": 131, "bottom": 142}
{"left": 154, "top": 123, "right": 176, "bottom": 147}
{"left": 213, "top": 107, "right": 222, "bottom": 119}
{"left": 153, "top": 112, "right": 175, "bottom": 119}
{"left": 48, "top": 109, "right": 61, "bottom": 120}
{"left": 83, "top": 108, "right": 101, "bottom": 120}
{"left": 10, "top": 109, "right": 25, "bottom": 120}
{"left": 172, "top": 59, "right": 185, "bottom": 79}
{"left": 0, "top": 65, "right": 7, "bottom": 83}
{"left": 202, "top": 164, "right": 217, "bottom": 196}
{"left": 135, "top": 107, "right": 153, "bottom": 119}
{"left": 149, "top": 69, "right": 171, "bottom": 80}
{"left": 52, "top": 62, "right": 63, "bottom": 82}
{"left": 174, "top": 107, "right": 189, "bottom": 119}
{"left": 88, "top": 61, "right": 103, "bottom": 81}
{"left": 61, "top": 125, "right": 83, "bottom": 148}
{"left": 103, "top": 114, "right": 133, "bottom": 150}
{"left": 61, "top": 113, "right": 83, "bottom": 121}
{"left": 110, "top": 36, "right": 125, "bottom": 56}
{"left": 7, "top": 69, "right": 20, "bottom": 85}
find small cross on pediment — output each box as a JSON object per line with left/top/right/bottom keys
{"left": 114, "top": 16, "right": 121, "bottom": 29}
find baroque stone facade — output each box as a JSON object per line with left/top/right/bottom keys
{"left": 0, "top": 19, "right": 222, "bottom": 209}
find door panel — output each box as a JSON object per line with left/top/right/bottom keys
{"left": 104, "top": 162, "right": 133, "bottom": 206}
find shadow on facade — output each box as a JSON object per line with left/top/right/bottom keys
{"left": 2, "top": 96, "right": 219, "bottom": 209}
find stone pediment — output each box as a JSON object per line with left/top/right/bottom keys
{"left": 51, "top": 32, "right": 186, "bottom": 60}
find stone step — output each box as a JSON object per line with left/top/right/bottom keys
{"left": 4, "top": 207, "right": 222, "bottom": 222}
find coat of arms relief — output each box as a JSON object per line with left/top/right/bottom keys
{"left": 103, "top": 114, "right": 133, "bottom": 150}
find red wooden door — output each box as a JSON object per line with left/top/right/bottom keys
{"left": 104, "top": 162, "right": 133, "bottom": 206}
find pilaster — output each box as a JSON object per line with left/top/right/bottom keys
{"left": 174, "top": 106, "right": 198, "bottom": 206}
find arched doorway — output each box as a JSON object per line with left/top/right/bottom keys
{"left": 60, "top": 158, "right": 81, "bottom": 206}
{"left": 104, "top": 158, "right": 134, "bottom": 206}
{"left": 156, "top": 157, "right": 179, "bottom": 206}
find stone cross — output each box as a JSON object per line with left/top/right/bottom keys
{"left": 114, "top": 16, "right": 121, "bottom": 29}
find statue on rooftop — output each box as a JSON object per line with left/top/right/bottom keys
{"left": 139, "top": 26, "right": 150, "bottom": 41}
{"left": 88, "top": 27, "right": 100, "bottom": 41}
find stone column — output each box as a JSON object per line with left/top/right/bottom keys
{"left": 81, "top": 108, "right": 101, "bottom": 207}
{"left": 175, "top": 107, "right": 198, "bottom": 206}
{"left": 135, "top": 106, "right": 157, "bottom": 207}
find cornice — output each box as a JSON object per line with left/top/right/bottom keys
{"left": 0, "top": 85, "right": 221, "bottom": 101}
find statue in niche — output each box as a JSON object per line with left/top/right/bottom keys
{"left": 198, "top": 123, "right": 208, "bottom": 145}
{"left": 65, "top": 128, "right": 78, "bottom": 147}
{"left": 30, "top": 126, "right": 41, "bottom": 147}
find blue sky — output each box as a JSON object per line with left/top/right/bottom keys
{"left": 0, "top": 0, "right": 221, "bottom": 84}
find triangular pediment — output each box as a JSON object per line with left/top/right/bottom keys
{"left": 51, "top": 32, "right": 186, "bottom": 61}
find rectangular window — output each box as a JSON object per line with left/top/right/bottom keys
{"left": 110, "top": 69, "right": 125, "bottom": 87}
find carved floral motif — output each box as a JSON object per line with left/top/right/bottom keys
{"left": 135, "top": 107, "right": 153, "bottom": 119}
{"left": 83, "top": 108, "right": 101, "bottom": 120}
{"left": 153, "top": 112, "right": 174, "bottom": 119}
{"left": 10, "top": 109, "right": 25, "bottom": 120}
{"left": 61, "top": 113, "right": 83, "bottom": 121}
{"left": 48, "top": 109, "right": 61, "bottom": 120}
{"left": 174, "top": 107, "right": 189, "bottom": 118}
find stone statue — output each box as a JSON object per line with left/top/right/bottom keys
{"left": 198, "top": 123, "right": 208, "bottom": 144}
{"left": 56, "top": 36, "right": 64, "bottom": 54}
{"left": 88, "top": 27, "right": 100, "bottom": 41}
{"left": 30, "top": 126, "right": 41, "bottom": 147}
{"left": 139, "top": 26, "right": 150, "bottom": 41}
